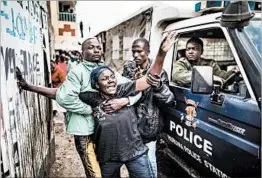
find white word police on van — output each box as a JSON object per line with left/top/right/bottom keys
{"left": 170, "top": 120, "right": 213, "bottom": 156}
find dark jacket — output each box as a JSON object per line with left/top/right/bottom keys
{"left": 123, "top": 59, "right": 175, "bottom": 143}
{"left": 79, "top": 81, "right": 148, "bottom": 162}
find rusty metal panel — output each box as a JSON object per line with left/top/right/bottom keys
{"left": 0, "top": 1, "right": 54, "bottom": 177}
{"left": 102, "top": 8, "right": 153, "bottom": 73}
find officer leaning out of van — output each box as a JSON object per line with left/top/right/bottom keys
{"left": 172, "top": 37, "right": 239, "bottom": 87}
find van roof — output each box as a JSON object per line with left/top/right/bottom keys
{"left": 164, "top": 11, "right": 261, "bottom": 32}
{"left": 95, "top": 2, "right": 195, "bottom": 35}
{"left": 164, "top": 12, "right": 222, "bottom": 32}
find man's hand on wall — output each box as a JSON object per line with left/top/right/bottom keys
{"left": 16, "top": 67, "right": 30, "bottom": 90}
{"left": 232, "top": 66, "right": 240, "bottom": 73}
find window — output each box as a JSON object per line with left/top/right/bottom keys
{"left": 244, "top": 19, "right": 261, "bottom": 55}
{"left": 171, "top": 27, "right": 250, "bottom": 98}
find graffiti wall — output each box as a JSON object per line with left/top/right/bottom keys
{"left": 0, "top": 1, "right": 54, "bottom": 177}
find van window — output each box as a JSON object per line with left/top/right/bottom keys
{"left": 244, "top": 19, "right": 261, "bottom": 55}
{"left": 171, "top": 28, "right": 250, "bottom": 98}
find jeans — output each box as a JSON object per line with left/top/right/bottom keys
{"left": 146, "top": 141, "right": 157, "bottom": 178}
{"left": 100, "top": 153, "right": 154, "bottom": 178}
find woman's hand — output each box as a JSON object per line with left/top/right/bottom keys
{"left": 160, "top": 31, "right": 178, "bottom": 53}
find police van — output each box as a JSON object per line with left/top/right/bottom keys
{"left": 95, "top": 1, "right": 261, "bottom": 177}
{"left": 158, "top": 1, "right": 261, "bottom": 177}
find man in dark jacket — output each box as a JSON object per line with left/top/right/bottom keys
{"left": 122, "top": 38, "right": 175, "bottom": 177}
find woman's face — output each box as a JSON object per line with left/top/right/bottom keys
{"left": 97, "top": 69, "right": 117, "bottom": 96}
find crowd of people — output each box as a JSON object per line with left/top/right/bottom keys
{"left": 16, "top": 30, "right": 235, "bottom": 178}
{"left": 51, "top": 49, "right": 82, "bottom": 87}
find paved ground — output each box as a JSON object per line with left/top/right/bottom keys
{"left": 49, "top": 112, "right": 129, "bottom": 177}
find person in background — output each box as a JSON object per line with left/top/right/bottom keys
{"left": 67, "top": 50, "right": 80, "bottom": 73}
{"left": 50, "top": 60, "right": 67, "bottom": 117}
{"left": 57, "top": 52, "right": 68, "bottom": 74}
{"left": 51, "top": 60, "right": 66, "bottom": 88}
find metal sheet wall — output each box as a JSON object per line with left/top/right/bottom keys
{"left": 0, "top": 1, "right": 54, "bottom": 177}
{"left": 102, "top": 8, "right": 153, "bottom": 73}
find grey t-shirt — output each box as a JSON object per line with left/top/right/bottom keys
{"left": 79, "top": 81, "right": 148, "bottom": 162}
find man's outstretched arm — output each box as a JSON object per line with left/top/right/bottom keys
{"left": 22, "top": 84, "right": 57, "bottom": 99}
{"left": 16, "top": 67, "right": 57, "bottom": 99}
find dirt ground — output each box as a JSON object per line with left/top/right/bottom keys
{"left": 49, "top": 112, "right": 128, "bottom": 177}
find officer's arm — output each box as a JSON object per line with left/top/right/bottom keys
{"left": 212, "top": 61, "right": 234, "bottom": 80}
{"left": 172, "top": 61, "right": 192, "bottom": 85}
{"left": 153, "top": 71, "right": 174, "bottom": 104}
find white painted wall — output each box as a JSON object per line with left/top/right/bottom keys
{"left": 0, "top": 1, "right": 54, "bottom": 177}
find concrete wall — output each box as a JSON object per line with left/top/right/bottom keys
{"left": 0, "top": 1, "right": 54, "bottom": 177}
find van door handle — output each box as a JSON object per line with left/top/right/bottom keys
{"left": 210, "top": 94, "right": 225, "bottom": 106}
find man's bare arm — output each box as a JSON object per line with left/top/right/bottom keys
{"left": 18, "top": 80, "right": 57, "bottom": 99}
{"left": 25, "top": 85, "right": 57, "bottom": 99}
{"left": 16, "top": 67, "right": 57, "bottom": 99}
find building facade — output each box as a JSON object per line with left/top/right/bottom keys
{"left": 50, "top": 1, "right": 80, "bottom": 51}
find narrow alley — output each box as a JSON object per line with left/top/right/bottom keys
{"left": 1, "top": 1, "right": 261, "bottom": 178}
{"left": 49, "top": 113, "right": 85, "bottom": 177}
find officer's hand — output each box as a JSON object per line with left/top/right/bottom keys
{"left": 147, "top": 73, "right": 161, "bottom": 88}
{"left": 102, "top": 98, "right": 129, "bottom": 114}
{"left": 134, "top": 67, "right": 142, "bottom": 80}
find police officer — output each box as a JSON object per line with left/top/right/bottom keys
{"left": 172, "top": 37, "right": 238, "bottom": 86}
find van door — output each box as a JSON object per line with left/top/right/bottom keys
{"left": 160, "top": 24, "right": 261, "bottom": 178}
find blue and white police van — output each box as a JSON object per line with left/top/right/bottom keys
{"left": 158, "top": 1, "right": 261, "bottom": 177}
{"left": 95, "top": 1, "right": 261, "bottom": 177}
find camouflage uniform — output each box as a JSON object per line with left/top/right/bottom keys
{"left": 172, "top": 57, "right": 234, "bottom": 86}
